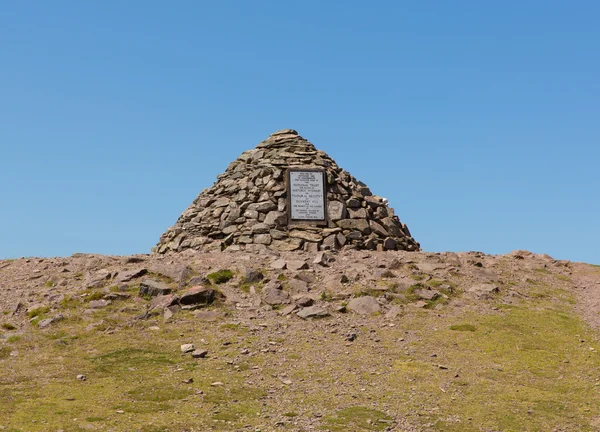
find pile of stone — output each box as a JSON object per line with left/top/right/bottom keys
{"left": 154, "top": 129, "right": 420, "bottom": 254}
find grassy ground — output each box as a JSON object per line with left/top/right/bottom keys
{"left": 2, "top": 278, "right": 600, "bottom": 431}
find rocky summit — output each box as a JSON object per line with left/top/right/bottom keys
{"left": 154, "top": 129, "right": 419, "bottom": 254}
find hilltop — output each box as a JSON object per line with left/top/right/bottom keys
{"left": 2, "top": 248, "right": 600, "bottom": 431}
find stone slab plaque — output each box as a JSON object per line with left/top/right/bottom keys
{"left": 287, "top": 169, "right": 327, "bottom": 223}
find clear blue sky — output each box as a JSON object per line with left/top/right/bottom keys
{"left": 1, "top": 1, "right": 599, "bottom": 263}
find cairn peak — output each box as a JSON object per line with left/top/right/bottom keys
{"left": 270, "top": 128, "right": 298, "bottom": 136}
{"left": 154, "top": 130, "right": 420, "bottom": 254}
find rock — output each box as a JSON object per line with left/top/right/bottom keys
{"left": 385, "top": 306, "right": 402, "bottom": 319}
{"left": 251, "top": 223, "right": 270, "bottom": 234}
{"left": 191, "top": 349, "right": 208, "bottom": 359}
{"left": 261, "top": 282, "right": 290, "bottom": 305}
{"left": 413, "top": 300, "right": 428, "bottom": 308}
{"left": 295, "top": 296, "right": 314, "bottom": 307}
{"left": 270, "top": 259, "right": 287, "bottom": 270}
{"left": 88, "top": 299, "right": 111, "bottom": 309}
{"left": 388, "top": 258, "right": 403, "bottom": 269}
{"left": 243, "top": 269, "right": 264, "bottom": 283}
{"left": 280, "top": 304, "right": 298, "bottom": 315}
{"left": 296, "top": 306, "right": 330, "bottom": 319}
{"left": 313, "top": 251, "right": 333, "bottom": 266}
{"left": 369, "top": 220, "right": 389, "bottom": 237}
{"left": 383, "top": 237, "right": 397, "bottom": 250}
{"left": 287, "top": 260, "right": 309, "bottom": 271}
{"left": 264, "top": 211, "right": 287, "bottom": 226}
{"left": 415, "top": 289, "right": 440, "bottom": 301}
{"left": 139, "top": 280, "right": 172, "bottom": 297}
{"left": 180, "top": 344, "right": 195, "bottom": 353}
{"left": 288, "top": 278, "right": 309, "bottom": 294}
{"left": 328, "top": 201, "right": 347, "bottom": 221}
{"left": 347, "top": 296, "right": 381, "bottom": 315}
{"left": 468, "top": 283, "right": 499, "bottom": 298}
{"left": 348, "top": 208, "right": 368, "bottom": 219}
{"left": 272, "top": 238, "right": 304, "bottom": 251}
{"left": 288, "top": 230, "right": 323, "bottom": 243}
{"left": 336, "top": 219, "right": 371, "bottom": 234}
{"left": 38, "top": 314, "right": 64, "bottom": 329}
{"left": 179, "top": 286, "right": 224, "bottom": 307}
{"left": 254, "top": 234, "right": 272, "bottom": 245}
{"left": 149, "top": 294, "right": 178, "bottom": 310}
{"left": 116, "top": 268, "right": 148, "bottom": 283}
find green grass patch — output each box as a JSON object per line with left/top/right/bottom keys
{"left": 324, "top": 406, "right": 393, "bottom": 431}
{"left": 207, "top": 269, "right": 234, "bottom": 284}
{"left": 26, "top": 306, "right": 50, "bottom": 319}
{"left": 449, "top": 324, "right": 477, "bottom": 332}
{"left": 2, "top": 322, "right": 17, "bottom": 330}
{"left": 89, "top": 348, "right": 175, "bottom": 374}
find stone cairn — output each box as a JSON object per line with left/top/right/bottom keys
{"left": 154, "top": 129, "right": 420, "bottom": 254}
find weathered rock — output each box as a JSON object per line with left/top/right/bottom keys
{"left": 139, "top": 280, "right": 172, "bottom": 297}
{"left": 415, "top": 289, "right": 440, "bottom": 301}
{"left": 261, "top": 282, "right": 290, "bottom": 305}
{"left": 296, "top": 306, "right": 330, "bottom": 319}
{"left": 347, "top": 296, "right": 381, "bottom": 315}
{"left": 38, "top": 314, "right": 64, "bottom": 329}
{"left": 116, "top": 268, "right": 148, "bottom": 283}
{"left": 89, "top": 299, "right": 111, "bottom": 309}
{"left": 328, "top": 201, "right": 347, "bottom": 221}
{"left": 191, "top": 349, "right": 208, "bottom": 359}
{"left": 180, "top": 344, "right": 195, "bottom": 353}
{"left": 468, "top": 283, "right": 499, "bottom": 298}
{"left": 288, "top": 278, "right": 309, "bottom": 294}
{"left": 270, "top": 259, "right": 287, "bottom": 270}
{"left": 179, "top": 286, "right": 224, "bottom": 307}
{"left": 243, "top": 268, "right": 264, "bottom": 283}
{"left": 288, "top": 230, "right": 323, "bottom": 243}
{"left": 313, "top": 251, "right": 333, "bottom": 266}
{"left": 287, "top": 260, "right": 309, "bottom": 271}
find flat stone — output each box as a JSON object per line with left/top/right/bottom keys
{"left": 251, "top": 223, "right": 270, "bottom": 234}
{"left": 149, "top": 294, "right": 178, "bottom": 310}
{"left": 288, "top": 230, "right": 323, "bottom": 243}
{"left": 264, "top": 211, "right": 287, "bottom": 226}
{"left": 191, "top": 349, "right": 208, "bottom": 359}
{"left": 287, "top": 260, "right": 309, "bottom": 271}
{"left": 369, "top": 220, "right": 389, "bottom": 237}
{"left": 116, "top": 268, "right": 148, "bottom": 283}
{"left": 254, "top": 234, "right": 272, "bottom": 245}
{"left": 296, "top": 306, "right": 330, "bottom": 319}
{"left": 280, "top": 304, "right": 298, "bottom": 315}
{"left": 348, "top": 208, "right": 368, "bottom": 219}
{"left": 328, "top": 201, "right": 347, "bottom": 221}
{"left": 271, "top": 238, "right": 304, "bottom": 251}
{"left": 287, "top": 278, "right": 309, "bottom": 294}
{"left": 139, "top": 280, "right": 172, "bottom": 297}
{"left": 415, "top": 289, "right": 440, "bottom": 301}
{"left": 468, "top": 283, "right": 499, "bottom": 299}
{"left": 261, "top": 282, "right": 290, "bottom": 305}
{"left": 347, "top": 296, "right": 381, "bottom": 315}
{"left": 336, "top": 219, "right": 371, "bottom": 234}
{"left": 385, "top": 306, "right": 402, "bottom": 319}
{"left": 89, "top": 299, "right": 111, "bottom": 309}
{"left": 270, "top": 259, "right": 287, "bottom": 270}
